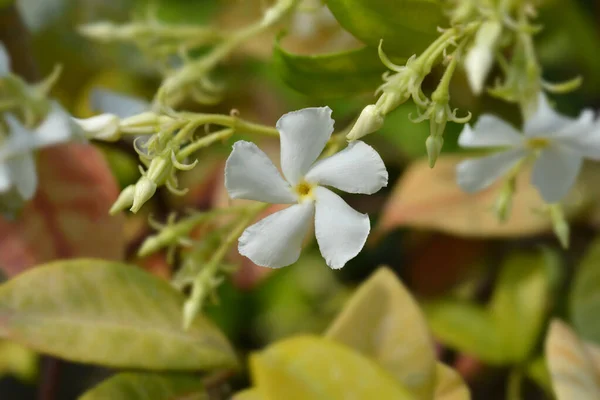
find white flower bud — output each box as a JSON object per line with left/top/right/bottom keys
{"left": 346, "top": 105, "right": 384, "bottom": 141}
{"left": 131, "top": 177, "right": 157, "bottom": 213}
{"left": 465, "top": 20, "right": 503, "bottom": 95}
{"left": 109, "top": 185, "right": 135, "bottom": 215}
{"left": 72, "top": 114, "right": 120, "bottom": 141}
{"left": 425, "top": 135, "right": 444, "bottom": 168}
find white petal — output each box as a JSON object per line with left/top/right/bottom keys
{"left": 225, "top": 141, "right": 296, "bottom": 204}
{"left": 7, "top": 153, "right": 37, "bottom": 200}
{"left": 238, "top": 202, "right": 314, "bottom": 268}
{"left": 0, "top": 42, "right": 10, "bottom": 76}
{"left": 0, "top": 163, "right": 11, "bottom": 192}
{"left": 458, "top": 115, "right": 523, "bottom": 148}
{"left": 465, "top": 46, "right": 493, "bottom": 95}
{"left": 91, "top": 88, "right": 149, "bottom": 118}
{"left": 531, "top": 145, "right": 582, "bottom": 203}
{"left": 34, "top": 103, "right": 79, "bottom": 146}
{"left": 305, "top": 141, "right": 388, "bottom": 194}
{"left": 524, "top": 94, "right": 576, "bottom": 137}
{"left": 72, "top": 114, "right": 120, "bottom": 141}
{"left": 456, "top": 149, "right": 527, "bottom": 193}
{"left": 278, "top": 107, "right": 334, "bottom": 185}
{"left": 1, "top": 114, "right": 36, "bottom": 158}
{"left": 314, "top": 187, "right": 369, "bottom": 269}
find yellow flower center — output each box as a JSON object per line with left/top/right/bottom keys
{"left": 294, "top": 180, "right": 314, "bottom": 202}
{"left": 525, "top": 137, "right": 551, "bottom": 150}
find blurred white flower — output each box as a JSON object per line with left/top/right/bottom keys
{"left": 0, "top": 104, "right": 76, "bottom": 201}
{"left": 0, "top": 42, "right": 10, "bottom": 76}
{"left": 225, "top": 107, "right": 388, "bottom": 269}
{"left": 465, "top": 20, "right": 502, "bottom": 95}
{"left": 457, "top": 95, "right": 600, "bottom": 203}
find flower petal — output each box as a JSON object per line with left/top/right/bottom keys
{"left": 7, "top": 153, "right": 37, "bottom": 200}
{"left": 72, "top": 114, "right": 120, "bottom": 141}
{"left": 91, "top": 88, "right": 149, "bottom": 118}
{"left": 304, "top": 141, "right": 388, "bottom": 194}
{"left": 531, "top": 145, "right": 582, "bottom": 203}
{"left": 456, "top": 149, "right": 527, "bottom": 193}
{"left": 238, "top": 202, "right": 314, "bottom": 268}
{"left": 0, "top": 163, "right": 11, "bottom": 192}
{"left": 314, "top": 187, "right": 369, "bottom": 269}
{"left": 34, "top": 103, "right": 81, "bottom": 147}
{"left": 225, "top": 141, "right": 297, "bottom": 204}
{"left": 0, "top": 42, "right": 10, "bottom": 76}
{"left": 524, "top": 94, "right": 579, "bottom": 137}
{"left": 278, "top": 107, "right": 334, "bottom": 185}
{"left": 458, "top": 115, "right": 523, "bottom": 148}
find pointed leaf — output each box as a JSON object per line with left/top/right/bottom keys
{"left": 250, "top": 335, "right": 414, "bottom": 400}
{"left": 273, "top": 40, "right": 390, "bottom": 98}
{"left": 545, "top": 320, "right": 600, "bottom": 400}
{"left": 570, "top": 239, "right": 600, "bottom": 344}
{"left": 434, "top": 363, "right": 471, "bottom": 400}
{"left": 325, "top": 267, "right": 436, "bottom": 399}
{"left": 0, "top": 259, "right": 237, "bottom": 370}
{"left": 324, "top": 0, "right": 445, "bottom": 56}
{"left": 0, "top": 144, "right": 125, "bottom": 277}
{"left": 79, "top": 372, "right": 207, "bottom": 400}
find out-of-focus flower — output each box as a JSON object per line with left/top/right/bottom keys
{"left": 457, "top": 95, "right": 600, "bottom": 203}
{"left": 225, "top": 107, "right": 388, "bottom": 269}
{"left": 0, "top": 42, "right": 10, "bottom": 76}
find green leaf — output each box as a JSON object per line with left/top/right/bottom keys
{"left": 0, "top": 259, "right": 236, "bottom": 370}
{"left": 79, "top": 372, "right": 207, "bottom": 400}
{"left": 324, "top": 0, "right": 446, "bottom": 56}
{"left": 232, "top": 388, "right": 263, "bottom": 400}
{"left": 273, "top": 41, "right": 389, "bottom": 98}
{"left": 0, "top": 340, "right": 38, "bottom": 381}
{"left": 490, "top": 251, "right": 552, "bottom": 362}
{"left": 249, "top": 335, "right": 414, "bottom": 400}
{"left": 570, "top": 239, "right": 600, "bottom": 344}
{"left": 325, "top": 267, "right": 436, "bottom": 399}
{"left": 434, "top": 363, "right": 471, "bottom": 400}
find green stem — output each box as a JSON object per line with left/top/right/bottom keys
{"left": 176, "top": 128, "right": 234, "bottom": 159}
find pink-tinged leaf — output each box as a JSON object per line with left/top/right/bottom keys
{"left": 377, "top": 156, "right": 584, "bottom": 238}
{"left": 0, "top": 144, "right": 125, "bottom": 277}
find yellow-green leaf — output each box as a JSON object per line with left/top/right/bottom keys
{"left": 324, "top": 0, "right": 445, "bottom": 56}
{"left": 250, "top": 335, "right": 414, "bottom": 400}
{"left": 232, "top": 388, "right": 264, "bottom": 400}
{"left": 325, "top": 267, "right": 436, "bottom": 399}
{"left": 0, "top": 259, "right": 236, "bottom": 370}
{"left": 570, "top": 239, "right": 600, "bottom": 344}
{"left": 0, "top": 340, "right": 38, "bottom": 381}
{"left": 79, "top": 372, "right": 207, "bottom": 400}
{"left": 545, "top": 320, "right": 600, "bottom": 400}
{"left": 434, "top": 363, "right": 470, "bottom": 400}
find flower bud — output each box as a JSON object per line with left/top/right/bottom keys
{"left": 465, "top": 20, "right": 502, "bottom": 95}
{"left": 346, "top": 105, "right": 384, "bottom": 141}
{"left": 120, "top": 112, "right": 169, "bottom": 134}
{"left": 78, "top": 22, "right": 117, "bottom": 42}
{"left": 72, "top": 114, "right": 120, "bottom": 141}
{"left": 131, "top": 177, "right": 157, "bottom": 213}
{"left": 426, "top": 135, "right": 444, "bottom": 168}
{"left": 109, "top": 185, "right": 135, "bottom": 215}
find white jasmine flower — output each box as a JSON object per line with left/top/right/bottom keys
{"left": 465, "top": 20, "right": 502, "bottom": 95}
{"left": 457, "top": 95, "right": 600, "bottom": 203}
{"left": 0, "top": 103, "right": 75, "bottom": 200}
{"left": 0, "top": 42, "right": 10, "bottom": 76}
{"left": 224, "top": 107, "right": 388, "bottom": 269}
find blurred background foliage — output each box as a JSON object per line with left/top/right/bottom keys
{"left": 2, "top": 0, "right": 600, "bottom": 399}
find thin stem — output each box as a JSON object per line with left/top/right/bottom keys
{"left": 177, "top": 128, "right": 234, "bottom": 160}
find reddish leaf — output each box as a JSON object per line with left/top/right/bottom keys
{"left": 0, "top": 144, "right": 125, "bottom": 277}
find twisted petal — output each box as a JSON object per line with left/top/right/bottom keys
{"left": 91, "top": 88, "right": 149, "bottom": 118}
{"left": 0, "top": 42, "right": 9, "bottom": 76}
{"left": 456, "top": 149, "right": 527, "bottom": 193}
{"left": 7, "top": 153, "right": 37, "bottom": 200}
{"left": 314, "top": 187, "right": 369, "bottom": 269}
{"left": 277, "top": 107, "right": 334, "bottom": 185}
{"left": 305, "top": 141, "right": 388, "bottom": 194}
{"left": 458, "top": 115, "right": 523, "bottom": 148}
{"left": 225, "top": 141, "right": 297, "bottom": 204}
{"left": 238, "top": 202, "right": 314, "bottom": 268}
{"left": 524, "top": 94, "right": 592, "bottom": 138}
{"left": 532, "top": 145, "right": 582, "bottom": 203}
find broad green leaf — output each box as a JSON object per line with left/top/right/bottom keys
{"left": 0, "top": 144, "right": 125, "bottom": 277}
{"left": 0, "top": 259, "right": 236, "bottom": 370}
{"left": 0, "top": 340, "right": 38, "bottom": 381}
{"left": 324, "top": 0, "right": 445, "bottom": 56}
{"left": 325, "top": 267, "right": 436, "bottom": 399}
{"left": 490, "top": 252, "right": 551, "bottom": 362}
{"left": 424, "top": 299, "right": 505, "bottom": 364}
{"left": 434, "top": 363, "right": 470, "bottom": 400}
{"left": 273, "top": 41, "right": 389, "bottom": 98}
{"left": 250, "top": 335, "right": 414, "bottom": 400}
{"left": 570, "top": 239, "right": 600, "bottom": 344}
{"left": 545, "top": 320, "right": 600, "bottom": 400}
{"left": 232, "top": 388, "right": 263, "bottom": 400}
{"left": 79, "top": 372, "right": 207, "bottom": 400}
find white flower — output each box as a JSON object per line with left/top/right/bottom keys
{"left": 456, "top": 95, "right": 600, "bottom": 203}
{"left": 0, "top": 103, "right": 75, "bottom": 201}
{"left": 224, "top": 107, "right": 388, "bottom": 269}
{"left": 0, "top": 42, "right": 10, "bottom": 76}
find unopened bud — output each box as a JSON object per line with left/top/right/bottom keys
{"left": 78, "top": 22, "right": 117, "bottom": 41}
{"left": 465, "top": 20, "right": 502, "bottom": 95}
{"left": 131, "top": 177, "right": 157, "bottom": 213}
{"left": 346, "top": 105, "right": 384, "bottom": 141}
{"left": 425, "top": 135, "right": 444, "bottom": 168}
{"left": 109, "top": 185, "right": 135, "bottom": 215}
{"left": 120, "top": 112, "right": 169, "bottom": 133}
{"left": 376, "top": 91, "right": 407, "bottom": 115}
{"left": 72, "top": 114, "right": 120, "bottom": 141}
